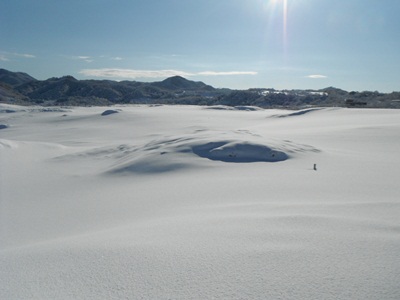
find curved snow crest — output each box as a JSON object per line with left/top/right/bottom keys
{"left": 0, "top": 105, "right": 71, "bottom": 114}
{"left": 50, "top": 125, "right": 320, "bottom": 175}
{"left": 101, "top": 109, "right": 120, "bottom": 116}
{"left": 104, "top": 135, "right": 311, "bottom": 175}
{"left": 271, "top": 107, "right": 324, "bottom": 118}
{"left": 203, "top": 105, "right": 263, "bottom": 111}
{"left": 109, "top": 155, "right": 190, "bottom": 174}
{"left": 192, "top": 141, "right": 288, "bottom": 163}
{"left": 0, "top": 139, "right": 19, "bottom": 149}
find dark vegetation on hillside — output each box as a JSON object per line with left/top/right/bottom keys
{"left": 1, "top": 68, "right": 399, "bottom": 108}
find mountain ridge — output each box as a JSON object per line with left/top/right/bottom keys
{"left": 1, "top": 68, "right": 399, "bottom": 108}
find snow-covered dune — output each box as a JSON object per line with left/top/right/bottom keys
{"left": 1, "top": 104, "right": 400, "bottom": 299}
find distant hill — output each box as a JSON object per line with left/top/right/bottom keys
{"left": 11, "top": 74, "right": 220, "bottom": 105}
{"left": 0, "top": 68, "right": 399, "bottom": 108}
{"left": 0, "top": 68, "right": 37, "bottom": 87}
{"left": 153, "top": 76, "right": 214, "bottom": 91}
{"left": 0, "top": 82, "right": 31, "bottom": 104}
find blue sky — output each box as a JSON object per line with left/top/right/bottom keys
{"left": 1, "top": 0, "right": 399, "bottom": 92}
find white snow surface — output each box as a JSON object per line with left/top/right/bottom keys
{"left": 1, "top": 104, "right": 400, "bottom": 299}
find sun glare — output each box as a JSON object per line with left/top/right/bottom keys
{"left": 283, "top": 0, "right": 288, "bottom": 48}
{"left": 268, "top": 0, "right": 288, "bottom": 53}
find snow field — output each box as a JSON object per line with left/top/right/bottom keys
{"left": 1, "top": 104, "right": 400, "bottom": 299}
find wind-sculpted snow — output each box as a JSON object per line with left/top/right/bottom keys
{"left": 272, "top": 107, "right": 324, "bottom": 118}
{"left": 101, "top": 109, "right": 120, "bottom": 116}
{"left": 191, "top": 141, "right": 288, "bottom": 162}
{"left": 204, "top": 105, "right": 263, "bottom": 111}
{"left": 1, "top": 104, "right": 400, "bottom": 300}
{"left": 82, "top": 135, "right": 294, "bottom": 174}
{"left": 59, "top": 131, "right": 316, "bottom": 175}
{"left": 0, "top": 104, "right": 71, "bottom": 114}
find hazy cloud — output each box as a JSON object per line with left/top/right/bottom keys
{"left": 79, "top": 68, "right": 258, "bottom": 79}
{"left": 198, "top": 71, "right": 258, "bottom": 76}
{"left": 14, "top": 53, "right": 36, "bottom": 58}
{"left": 76, "top": 56, "right": 93, "bottom": 63}
{"left": 80, "top": 68, "right": 191, "bottom": 79}
{"left": 66, "top": 55, "right": 126, "bottom": 62}
{"left": 0, "top": 52, "right": 36, "bottom": 60}
{"left": 64, "top": 55, "right": 93, "bottom": 63}
{"left": 307, "top": 74, "right": 327, "bottom": 79}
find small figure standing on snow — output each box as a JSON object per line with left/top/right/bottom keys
{"left": 313, "top": 163, "right": 317, "bottom": 171}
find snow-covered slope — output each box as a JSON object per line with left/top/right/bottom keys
{"left": 1, "top": 104, "right": 400, "bottom": 299}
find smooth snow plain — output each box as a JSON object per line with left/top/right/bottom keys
{"left": 1, "top": 104, "right": 400, "bottom": 299}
